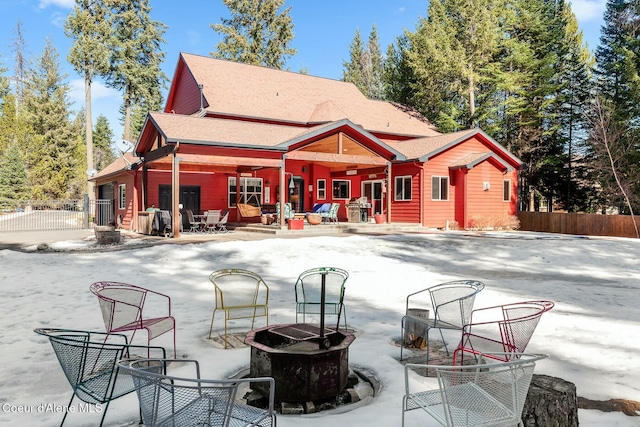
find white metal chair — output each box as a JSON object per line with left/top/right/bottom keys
{"left": 204, "top": 209, "right": 222, "bottom": 233}
{"left": 34, "top": 328, "right": 166, "bottom": 427}
{"left": 400, "top": 280, "right": 484, "bottom": 362}
{"left": 402, "top": 353, "right": 548, "bottom": 427}
{"left": 90, "top": 281, "right": 176, "bottom": 357}
{"left": 185, "top": 209, "right": 204, "bottom": 233}
{"left": 118, "top": 358, "right": 276, "bottom": 427}
{"left": 208, "top": 268, "right": 270, "bottom": 348}
{"left": 215, "top": 209, "right": 230, "bottom": 233}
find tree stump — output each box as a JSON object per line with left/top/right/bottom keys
{"left": 403, "top": 308, "right": 429, "bottom": 348}
{"left": 522, "top": 374, "right": 579, "bottom": 427}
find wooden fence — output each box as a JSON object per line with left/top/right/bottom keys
{"left": 518, "top": 211, "right": 640, "bottom": 238}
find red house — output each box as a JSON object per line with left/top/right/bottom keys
{"left": 91, "top": 53, "right": 522, "bottom": 235}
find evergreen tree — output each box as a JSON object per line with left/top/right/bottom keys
{"left": 554, "top": 3, "right": 594, "bottom": 212}
{"left": 405, "top": 0, "right": 505, "bottom": 130}
{"left": 596, "top": 0, "right": 640, "bottom": 124}
{"left": 342, "top": 25, "right": 385, "bottom": 99}
{"left": 0, "top": 53, "right": 9, "bottom": 109}
{"left": 211, "top": 0, "right": 296, "bottom": 69}
{"left": 0, "top": 142, "right": 29, "bottom": 202}
{"left": 21, "top": 39, "right": 83, "bottom": 200}
{"left": 11, "top": 20, "right": 27, "bottom": 107}
{"left": 383, "top": 34, "right": 415, "bottom": 105}
{"left": 64, "top": 0, "right": 112, "bottom": 197}
{"left": 106, "top": 0, "right": 167, "bottom": 141}
{"left": 93, "top": 114, "right": 116, "bottom": 171}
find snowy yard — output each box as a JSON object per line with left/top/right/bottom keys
{"left": 1, "top": 231, "right": 638, "bottom": 426}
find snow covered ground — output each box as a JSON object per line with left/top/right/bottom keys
{"left": 1, "top": 230, "right": 638, "bottom": 426}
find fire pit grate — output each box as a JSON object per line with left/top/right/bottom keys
{"left": 269, "top": 323, "right": 336, "bottom": 341}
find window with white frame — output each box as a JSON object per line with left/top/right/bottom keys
{"left": 503, "top": 179, "right": 511, "bottom": 202}
{"left": 394, "top": 176, "right": 412, "bottom": 201}
{"left": 228, "top": 177, "right": 263, "bottom": 207}
{"left": 118, "top": 184, "right": 126, "bottom": 210}
{"left": 332, "top": 179, "right": 350, "bottom": 199}
{"left": 431, "top": 176, "right": 449, "bottom": 201}
{"left": 317, "top": 179, "right": 326, "bottom": 200}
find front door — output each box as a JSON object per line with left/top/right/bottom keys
{"left": 288, "top": 177, "right": 304, "bottom": 213}
{"left": 362, "top": 180, "right": 383, "bottom": 216}
{"left": 159, "top": 185, "right": 201, "bottom": 213}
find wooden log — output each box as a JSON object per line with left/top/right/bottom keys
{"left": 403, "top": 308, "right": 429, "bottom": 348}
{"left": 522, "top": 374, "right": 579, "bottom": 427}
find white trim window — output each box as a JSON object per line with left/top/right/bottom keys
{"left": 229, "top": 177, "right": 263, "bottom": 207}
{"left": 317, "top": 179, "right": 326, "bottom": 200}
{"left": 394, "top": 176, "right": 412, "bottom": 201}
{"left": 503, "top": 179, "right": 511, "bottom": 202}
{"left": 431, "top": 176, "right": 449, "bottom": 201}
{"left": 118, "top": 184, "right": 126, "bottom": 210}
{"left": 332, "top": 179, "right": 350, "bottom": 199}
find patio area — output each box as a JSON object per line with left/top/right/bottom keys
{"left": 2, "top": 231, "right": 639, "bottom": 426}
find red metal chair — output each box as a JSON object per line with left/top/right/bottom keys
{"left": 453, "top": 300, "right": 554, "bottom": 365}
{"left": 90, "top": 281, "right": 176, "bottom": 357}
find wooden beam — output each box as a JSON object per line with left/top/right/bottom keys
{"left": 143, "top": 144, "right": 175, "bottom": 162}
{"left": 285, "top": 150, "right": 388, "bottom": 165}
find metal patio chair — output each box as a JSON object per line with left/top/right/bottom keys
{"left": 215, "top": 209, "right": 230, "bottom": 233}
{"left": 204, "top": 209, "right": 222, "bottom": 233}
{"left": 90, "top": 281, "right": 177, "bottom": 357}
{"left": 118, "top": 358, "right": 276, "bottom": 427}
{"left": 208, "top": 268, "right": 270, "bottom": 348}
{"left": 453, "top": 300, "right": 554, "bottom": 365}
{"left": 186, "top": 209, "right": 204, "bottom": 233}
{"left": 400, "top": 280, "right": 485, "bottom": 362}
{"left": 402, "top": 353, "right": 548, "bottom": 427}
{"left": 34, "top": 328, "right": 166, "bottom": 427}
{"left": 320, "top": 202, "right": 340, "bottom": 223}
{"left": 294, "top": 266, "right": 349, "bottom": 329}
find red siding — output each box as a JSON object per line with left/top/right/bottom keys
{"left": 419, "top": 136, "right": 519, "bottom": 228}
{"left": 166, "top": 67, "right": 202, "bottom": 115}
{"left": 390, "top": 163, "right": 421, "bottom": 223}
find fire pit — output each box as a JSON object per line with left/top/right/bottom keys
{"left": 245, "top": 323, "right": 355, "bottom": 403}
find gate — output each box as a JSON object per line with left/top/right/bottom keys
{"left": 0, "top": 196, "right": 113, "bottom": 232}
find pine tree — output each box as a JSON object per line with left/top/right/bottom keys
{"left": 65, "top": 0, "right": 112, "bottom": 198}
{"left": 383, "top": 34, "right": 415, "bottom": 105}
{"left": 93, "top": 114, "right": 116, "bottom": 171}
{"left": 405, "top": 0, "right": 505, "bottom": 130}
{"left": 0, "top": 142, "right": 29, "bottom": 202}
{"left": 342, "top": 25, "right": 386, "bottom": 100}
{"left": 21, "top": 39, "right": 83, "bottom": 200}
{"left": 11, "top": 20, "right": 27, "bottom": 107}
{"left": 106, "top": 0, "right": 168, "bottom": 141}
{"left": 596, "top": 0, "right": 640, "bottom": 124}
{"left": 211, "top": 0, "right": 296, "bottom": 69}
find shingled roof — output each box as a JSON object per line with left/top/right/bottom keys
{"left": 173, "top": 53, "right": 441, "bottom": 138}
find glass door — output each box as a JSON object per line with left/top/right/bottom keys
{"left": 362, "top": 180, "right": 383, "bottom": 216}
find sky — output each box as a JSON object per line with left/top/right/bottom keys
{"left": 0, "top": 0, "right": 607, "bottom": 144}
{"left": 1, "top": 229, "right": 639, "bottom": 426}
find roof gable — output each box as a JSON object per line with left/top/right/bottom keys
{"left": 388, "top": 128, "right": 522, "bottom": 168}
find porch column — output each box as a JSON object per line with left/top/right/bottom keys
{"left": 279, "top": 160, "right": 286, "bottom": 226}
{"left": 386, "top": 162, "right": 392, "bottom": 223}
{"left": 172, "top": 151, "right": 181, "bottom": 238}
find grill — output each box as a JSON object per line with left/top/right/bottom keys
{"left": 346, "top": 197, "right": 371, "bottom": 223}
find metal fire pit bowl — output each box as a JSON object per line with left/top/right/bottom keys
{"left": 245, "top": 324, "right": 356, "bottom": 403}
